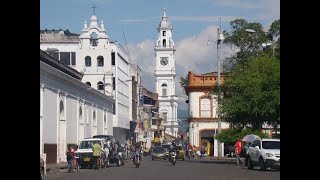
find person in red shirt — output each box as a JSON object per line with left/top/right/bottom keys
{"left": 234, "top": 139, "right": 245, "bottom": 166}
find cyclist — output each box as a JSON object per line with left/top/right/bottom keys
{"left": 92, "top": 141, "right": 103, "bottom": 169}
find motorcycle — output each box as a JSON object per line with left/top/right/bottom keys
{"left": 134, "top": 151, "right": 140, "bottom": 168}
{"left": 169, "top": 151, "right": 177, "bottom": 165}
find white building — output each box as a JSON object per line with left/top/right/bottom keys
{"left": 40, "top": 50, "right": 114, "bottom": 164}
{"left": 184, "top": 71, "right": 229, "bottom": 156}
{"left": 154, "top": 6, "right": 178, "bottom": 137}
{"left": 40, "top": 13, "right": 133, "bottom": 143}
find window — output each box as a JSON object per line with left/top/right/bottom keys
{"left": 71, "top": 52, "right": 76, "bottom": 65}
{"left": 262, "top": 141, "right": 280, "bottom": 149}
{"left": 60, "top": 52, "right": 70, "bottom": 65}
{"left": 59, "top": 100, "right": 64, "bottom": 116}
{"left": 162, "top": 39, "right": 166, "bottom": 46}
{"left": 111, "top": 52, "right": 115, "bottom": 65}
{"left": 112, "top": 77, "right": 115, "bottom": 90}
{"left": 163, "top": 31, "right": 166, "bottom": 36}
{"left": 113, "top": 103, "right": 116, "bottom": 115}
{"left": 85, "top": 56, "right": 91, "bottom": 67}
{"left": 161, "top": 83, "right": 167, "bottom": 96}
{"left": 97, "top": 56, "right": 104, "bottom": 67}
{"left": 85, "top": 82, "right": 91, "bottom": 87}
{"left": 200, "top": 97, "right": 211, "bottom": 117}
{"left": 97, "top": 81, "right": 104, "bottom": 90}
{"left": 79, "top": 107, "right": 82, "bottom": 119}
{"left": 90, "top": 32, "right": 98, "bottom": 46}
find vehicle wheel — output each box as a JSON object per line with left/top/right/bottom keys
{"left": 259, "top": 157, "right": 266, "bottom": 171}
{"left": 106, "top": 159, "right": 109, "bottom": 168}
{"left": 247, "top": 157, "right": 253, "bottom": 169}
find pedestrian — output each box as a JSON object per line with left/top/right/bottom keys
{"left": 234, "top": 138, "right": 245, "bottom": 167}
{"left": 65, "top": 145, "right": 75, "bottom": 173}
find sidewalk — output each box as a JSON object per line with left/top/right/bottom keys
{"left": 46, "top": 156, "right": 133, "bottom": 174}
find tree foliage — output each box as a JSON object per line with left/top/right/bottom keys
{"left": 215, "top": 128, "right": 269, "bottom": 145}
{"left": 223, "top": 19, "right": 269, "bottom": 70}
{"left": 219, "top": 54, "right": 280, "bottom": 130}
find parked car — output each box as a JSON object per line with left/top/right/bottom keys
{"left": 76, "top": 138, "right": 107, "bottom": 168}
{"left": 40, "top": 156, "right": 45, "bottom": 180}
{"left": 151, "top": 146, "right": 166, "bottom": 160}
{"left": 247, "top": 138, "right": 280, "bottom": 170}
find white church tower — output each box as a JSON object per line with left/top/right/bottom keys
{"left": 154, "top": 6, "right": 179, "bottom": 137}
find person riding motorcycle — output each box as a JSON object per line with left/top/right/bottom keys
{"left": 168, "top": 142, "right": 179, "bottom": 161}
{"left": 133, "top": 143, "right": 143, "bottom": 163}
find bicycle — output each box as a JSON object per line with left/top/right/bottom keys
{"left": 72, "top": 156, "right": 79, "bottom": 172}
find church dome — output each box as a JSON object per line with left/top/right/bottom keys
{"left": 90, "top": 15, "right": 98, "bottom": 21}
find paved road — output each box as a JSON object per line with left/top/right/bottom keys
{"left": 45, "top": 156, "right": 280, "bottom": 180}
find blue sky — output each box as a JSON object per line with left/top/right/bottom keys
{"left": 40, "top": 0, "right": 280, "bottom": 110}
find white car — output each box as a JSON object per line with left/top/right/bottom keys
{"left": 247, "top": 138, "right": 280, "bottom": 170}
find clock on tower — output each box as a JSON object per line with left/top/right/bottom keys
{"left": 160, "top": 57, "right": 168, "bottom": 65}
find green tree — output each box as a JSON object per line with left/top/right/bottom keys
{"left": 179, "top": 76, "right": 188, "bottom": 88}
{"left": 223, "top": 19, "right": 269, "bottom": 70}
{"left": 219, "top": 54, "right": 280, "bottom": 130}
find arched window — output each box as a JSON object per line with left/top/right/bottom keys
{"left": 90, "top": 32, "right": 98, "bottom": 46}
{"left": 85, "top": 82, "right": 91, "bottom": 87}
{"left": 59, "top": 100, "right": 64, "bottom": 116}
{"left": 200, "top": 97, "right": 211, "bottom": 117}
{"left": 97, "top": 56, "right": 104, "bottom": 67}
{"left": 93, "top": 111, "right": 96, "bottom": 125}
{"left": 161, "top": 83, "right": 167, "bottom": 96}
{"left": 162, "top": 39, "right": 166, "bottom": 47}
{"left": 79, "top": 107, "right": 82, "bottom": 118}
{"left": 85, "top": 56, "right": 91, "bottom": 67}
{"left": 97, "top": 81, "right": 104, "bottom": 90}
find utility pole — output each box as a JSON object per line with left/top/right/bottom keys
{"left": 217, "top": 16, "right": 223, "bottom": 157}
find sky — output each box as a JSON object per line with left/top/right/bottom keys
{"left": 40, "top": 0, "right": 280, "bottom": 112}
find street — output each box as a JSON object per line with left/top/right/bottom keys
{"left": 45, "top": 156, "right": 280, "bottom": 180}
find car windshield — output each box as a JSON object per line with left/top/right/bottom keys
{"left": 153, "top": 147, "right": 165, "bottom": 153}
{"left": 262, "top": 141, "right": 280, "bottom": 149}
{"left": 79, "top": 140, "right": 100, "bottom": 149}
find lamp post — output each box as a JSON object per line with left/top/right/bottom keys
{"left": 207, "top": 16, "right": 224, "bottom": 157}
{"left": 245, "top": 29, "right": 276, "bottom": 58}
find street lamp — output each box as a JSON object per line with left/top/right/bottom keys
{"left": 207, "top": 16, "right": 224, "bottom": 157}
{"left": 245, "top": 28, "right": 276, "bottom": 58}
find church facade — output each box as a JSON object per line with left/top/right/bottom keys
{"left": 40, "top": 13, "right": 134, "bottom": 144}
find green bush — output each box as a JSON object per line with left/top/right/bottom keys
{"left": 215, "top": 128, "right": 268, "bottom": 145}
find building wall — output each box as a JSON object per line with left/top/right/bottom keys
{"left": 188, "top": 121, "right": 229, "bottom": 148}
{"left": 66, "top": 96, "right": 78, "bottom": 144}
{"left": 41, "top": 60, "right": 114, "bottom": 163}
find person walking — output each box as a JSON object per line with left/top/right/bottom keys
{"left": 235, "top": 138, "right": 245, "bottom": 167}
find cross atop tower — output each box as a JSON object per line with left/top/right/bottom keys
{"left": 91, "top": 4, "right": 97, "bottom": 15}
